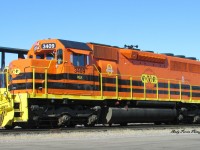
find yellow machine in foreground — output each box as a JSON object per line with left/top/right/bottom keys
{"left": 0, "top": 69, "right": 26, "bottom": 128}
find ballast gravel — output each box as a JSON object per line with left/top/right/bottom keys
{"left": 0, "top": 127, "right": 200, "bottom": 143}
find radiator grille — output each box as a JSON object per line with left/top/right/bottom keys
{"left": 188, "top": 64, "right": 200, "bottom": 73}
{"left": 93, "top": 45, "right": 118, "bottom": 61}
{"left": 170, "top": 61, "right": 187, "bottom": 72}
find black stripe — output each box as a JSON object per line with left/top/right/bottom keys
{"left": 158, "top": 90, "right": 168, "bottom": 94}
{"left": 133, "top": 89, "right": 144, "bottom": 93}
{"left": 170, "top": 83, "right": 180, "bottom": 89}
{"left": 159, "top": 83, "right": 190, "bottom": 90}
{"left": 192, "top": 86, "right": 200, "bottom": 91}
{"left": 12, "top": 72, "right": 100, "bottom": 82}
{"left": 118, "top": 79, "right": 130, "bottom": 85}
{"left": 146, "top": 89, "right": 157, "bottom": 94}
{"left": 170, "top": 91, "right": 180, "bottom": 95}
{"left": 182, "top": 92, "right": 190, "bottom": 96}
{"left": 119, "top": 88, "right": 131, "bottom": 92}
{"left": 9, "top": 82, "right": 200, "bottom": 97}
{"left": 12, "top": 73, "right": 200, "bottom": 93}
{"left": 132, "top": 81, "right": 144, "bottom": 86}
{"left": 102, "top": 77, "right": 115, "bottom": 84}
{"left": 103, "top": 86, "right": 115, "bottom": 91}
{"left": 10, "top": 72, "right": 200, "bottom": 97}
{"left": 9, "top": 82, "right": 99, "bottom": 91}
{"left": 192, "top": 93, "right": 200, "bottom": 97}
{"left": 105, "top": 78, "right": 144, "bottom": 86}
{"left": 181, "top": 84, "right": 190, "bottom": 90}
{"left": 158, "top": 83, "right": 168, "bottom": 88}
{"left": 12, "top": 73, "right": 146, "bottom": 87}
{"left": 9, "top": 82, "right": 129, "bottom": 92}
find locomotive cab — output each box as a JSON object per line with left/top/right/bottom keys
{"left": 28, "top": 39, "right": 91, "bottom": 67}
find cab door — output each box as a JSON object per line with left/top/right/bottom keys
{"left": 65, "top": 49, "right": 94, "bottom": 95}
{"left": 48, "top": 49, "right": 65, "bottom": 94}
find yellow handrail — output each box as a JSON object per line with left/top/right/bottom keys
{"left": 93, "top": 64, "right": 101, "bottom": 74}
{"left": 45, "top": 68, "right": 48, "bottom": 96}
{"left": 100, "top": 73, "right": 103, "bottom": 99}
{"left": 32, "top": 68, "right": 35, "bottom": 95}
{"left": 144, "top": 82, "right": 146, "bottom": 100}
{"left": 190, "top": 85, "right": 192, "bottom": 101}
{"left": 130, "top": 76, "right": 133, "bottom": 99}
{"left": 116, "top": 75, "right": 118, "bottom": 98}
{"left": 168, "top": 81, "right": 171, "bottom": 100}
{"left": 156, "top": 82, "right": 159, "bottom": 100}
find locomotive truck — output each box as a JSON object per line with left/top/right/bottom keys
{"left": 1, "top": 39, "right": 200, "bottom": 129}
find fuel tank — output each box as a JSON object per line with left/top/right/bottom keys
{"left": 106, "top": 107, "right": 177, "bottom": 124}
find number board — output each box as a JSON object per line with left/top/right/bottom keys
{"left": 41, "top": 43, "right": 56, "bottom": 49}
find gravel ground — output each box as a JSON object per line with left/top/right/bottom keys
{"left": 0, "top": 127, "right": 200, "bottom": 142}
{"left": 1, "top": 127, "right": 200, "bottom": 150}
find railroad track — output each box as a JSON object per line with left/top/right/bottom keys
{"left": 0, "top": 124, "right": 200, "bottom": 135}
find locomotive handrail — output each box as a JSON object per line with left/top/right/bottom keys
{"left": 24, "top": 60, "right": 53, "bottom": 97}
{"left": 96, "top": 71, "right": 194, "bottom": 102}
{"left": 92, "top": 64, "right": 103, "bottom": 98}
{"left": 93, "top": 64, "right": 101, "bottom": 74}
{"left": 20, "top": 61, "right": 195, "bottom": 101}
{"left": 130, "top": 76, "right": 133, "bottom": 99}
{"left": 168, "top": 81, "right": 171, "bottom": 100}
{"left": 144, "top": 82, "right": 146, "bottom": 100}
{"left": 30, "top": 67, "right": 48, "bottom": 97}
{"left": 116, "top": 75, "right": 118, "bottom": 98}
{"left": 156, "top": 82, "right": 159, "bottom": 100}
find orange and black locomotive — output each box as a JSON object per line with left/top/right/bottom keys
{"left": 1, "top": 38, "right": 200, "bottom": 129}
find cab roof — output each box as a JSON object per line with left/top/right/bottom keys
{"left": 58, "top": 39, "right": 92, "bottom": 51}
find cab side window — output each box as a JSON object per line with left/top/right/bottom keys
{"left": 71, "top": 53, "right": 86, "bottom": 66}
{"left": 57, "top": 49, "right": 63, "bottom": 64}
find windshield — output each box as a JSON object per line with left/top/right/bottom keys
{"left": 46, "top": 53, "right": 54, "bottom": 60}
{"left": 36, "top": 52, "right": 54, "bottom": 60}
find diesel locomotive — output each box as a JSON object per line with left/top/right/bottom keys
{"left": 1, "top": 38, "right": 200, "bottom": 129}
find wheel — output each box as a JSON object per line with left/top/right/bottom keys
{"left": 193, "top": 116, "right": 200, "bottom": 124}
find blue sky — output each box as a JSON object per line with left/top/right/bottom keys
{"left": 1, "top": 0, "right": 200, "bottom": 65}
